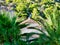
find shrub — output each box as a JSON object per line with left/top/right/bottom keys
{"left": 32, "top": 6, "right": 60, "bottom": 45}
{"left": 0, "top": 12, "right": 21, "bottom": 45}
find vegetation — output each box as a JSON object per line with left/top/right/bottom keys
{"left": 32, "top": 5, "right": 60, "bottom": 45}
{"left": 0, "top": 0, "right": 60, "bottom": 45}
{"left": 0, "top": 12, "right": 28, "bottom": 45}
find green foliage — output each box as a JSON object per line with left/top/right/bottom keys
{"left": 32, "top": 6, "right": 60, "bottom": 45}
{"left": 0, "top": 0, "right": 60, "bottom": 45}
{"left": 0, "top": 12, "right": 28, "bottom": 45}
{"left": 0, "top": 12, "right": 20, "bottom": 45}
{"left": 5, "top": 0, "right": 58, "bottom": 20}
{"left": 32, "top": 8, "right": 39, "bottom": 20}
